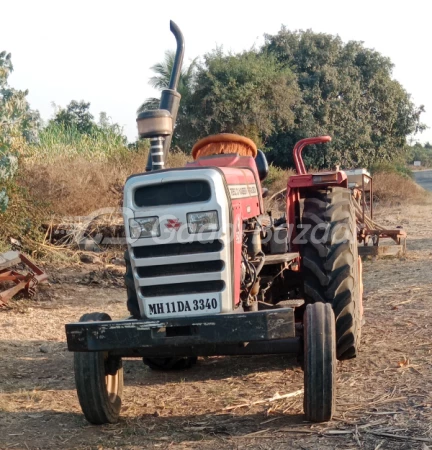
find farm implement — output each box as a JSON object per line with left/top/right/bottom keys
{"left": 346, "top": 169, "right": 407, "bottom": 257}
{"left": 0, "top": 251, "right": 47, "bottom": 306}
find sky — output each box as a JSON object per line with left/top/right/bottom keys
{"left": 1, "top": 0, "right": 431, "bottom": 145}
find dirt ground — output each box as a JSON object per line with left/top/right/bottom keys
{"left": 1, "top": 202, "right": 431, "bottom": 450}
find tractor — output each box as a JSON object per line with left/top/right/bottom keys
{"left": 65, "top": 21, "right": 362, "bottom": 425}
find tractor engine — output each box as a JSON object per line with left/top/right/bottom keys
{"left": 240, "top": 219, "right": 266, "bottom": 310}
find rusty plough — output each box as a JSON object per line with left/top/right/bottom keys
{"left": 0, "top": 251, "right": 48, "bottom": 306}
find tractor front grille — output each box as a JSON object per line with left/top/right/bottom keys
{"left": 134, "top": 180, "right": 211, "bottom": 207}
{"left": 133, "top": 240, "right": 227, "bottom": 304}
{"left": 137, "top": 260, "right": 224, "bottom": 278}
{"left": 141, "top": 280, "right": 226, "bottom": 298}
{"left": 126, "top": 168, "right": 232, "bottom": 316}
{"left": 133, "top": 240, "right": 224, "bottom": 258}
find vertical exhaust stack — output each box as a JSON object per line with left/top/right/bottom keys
{"left": 137, "top": 20, "right": 185, "bottom": 172}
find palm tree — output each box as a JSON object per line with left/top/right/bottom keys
{"left": 137, "top": 50, "right": 197, "bottom": 113}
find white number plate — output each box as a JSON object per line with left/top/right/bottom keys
{"left": 145, "top": 295, "right": 221, "bottom": 318}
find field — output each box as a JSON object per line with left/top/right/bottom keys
{"left": 1, "top": 198, "right": 431, "bottom": 450}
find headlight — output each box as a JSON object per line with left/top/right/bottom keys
{"left": 187, "top": 210, "right": 219, "bottom": 234}
{"left": 129, "top": 217, "right": 160, "bottom": 239}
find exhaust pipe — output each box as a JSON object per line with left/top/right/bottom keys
{"left": 144, "top": 20, "right": 185, "bottom": 171}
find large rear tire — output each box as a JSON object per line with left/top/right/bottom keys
{"left": 304, "top": 302, "right": 336, "bottom": 422}
{"left": 300, "top": 187, "right": 362, "bottom": 360}
{"left": 74, "top": 312, "right": 124, "bottom": 424}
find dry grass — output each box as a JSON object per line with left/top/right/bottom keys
{"left": 263, "top": 169, "right": 430, "bottom": 215}
{"left": 166, "top": 149, "right": 193, "bottom": 169}
{"left": 263, "top": 165, "right": 295, "bottom": 195}
{"left": 373, "top": 172, "right": 428, "bottom": 205}
{"left": 18, "top": 150, "right": 193, "bottom": 218}
{"left": 15, "top": 144, "right": 427, "bottom": 222}
{"left": 0, "top": 148, "right": 192, "bottom": 255}
{"left": 20, "top": 155, "right": 139, "bottom": 216}
{"left": 263, "top": 165, "right": 295, "bottom": 214}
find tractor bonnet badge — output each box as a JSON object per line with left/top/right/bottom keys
{"left": 166, "top": 218, "right": 182, "bottom": 231}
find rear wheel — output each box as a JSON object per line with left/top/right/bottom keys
{"left": 74, "top": 312, "right": 124, "bottom": 424}
{"left": 301, "top": 187, "right": 362, "bottom": 360}
{"left": 304, "top": 302, "right": 336, "bottom": 422}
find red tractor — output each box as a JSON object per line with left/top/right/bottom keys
{"left": 66, "top": 21, "right": 362, "bottom": 425}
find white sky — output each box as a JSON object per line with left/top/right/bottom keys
{"left": 1, "top": 0, "right": 431, "bottom": 145}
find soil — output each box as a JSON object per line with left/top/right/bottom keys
{"left": 0, "top": 203, "right": 431, "bottom": 449}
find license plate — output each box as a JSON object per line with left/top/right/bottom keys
{"left": 145, "top": 296, "right": 221, "bottom": 318}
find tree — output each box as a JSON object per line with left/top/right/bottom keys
{"left": 406, "top": 142, "right": 432, "bottom": 166}
{"left": 48, "top": 101, "right": 127, "bottom": 145}
{"left": 263, "top": 28, "right": 425, "bottom": 169}
{"left": 53, "top": 100, "right": 96, "bottom": 135}
{"left": 178, "top": 49, "right": 301, "bottom": 150}
{"left": 98, "top": 111, "right": 127, "bottom": 144}
{"left": 1, "top": 51, "right": 39, "bottom": 211}
{"left": 137, "top": 50, "right": 197, "bottom": 112}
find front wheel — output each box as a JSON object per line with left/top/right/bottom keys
{"left": 303, "top": 302, "right": 336, "bottom": 422}
{"left": 74, "top": 312, "right": 124, "bottom": 424}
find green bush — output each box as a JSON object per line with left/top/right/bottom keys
{"left": 25, "top": 123, "right": 129, "bottom": 163}
{"left": 370, "top": 161, "right": 413, "bottom": 179}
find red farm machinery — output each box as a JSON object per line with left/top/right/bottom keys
{"left": 0, "top": 251, "right": 47, "bottom": 307}
{"left": 65, "top": 22, "right": 364, "bottom": 425}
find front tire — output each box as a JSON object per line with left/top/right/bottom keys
{"left": 301, "top": 187, "right": 362, "bottom": 360}
{"left": 304, "top": 302, "right": 336, "bottom": 422}
{"left": 74, "top": 312, "right": 124, "bottom": 424}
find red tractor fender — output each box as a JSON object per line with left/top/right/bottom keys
{"left": 287, "top": 136, "right": 348, "bottom": 251}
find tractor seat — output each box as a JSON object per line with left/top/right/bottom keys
{"left": 191, "top": 133, "right": 269, "bottom": 181}
{"left": 192, "top": 133, "right": 257, "bottom": 159}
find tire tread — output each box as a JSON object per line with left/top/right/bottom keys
{"left": 301, "top": 187, "right": 361, "bottom": 360}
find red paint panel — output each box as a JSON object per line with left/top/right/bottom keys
{"left": 231, "top": 203, "right": 243, "bottom": 305}
{"left": 222, "top": 168, "right": 261, "bottom": 219}
{"left": 187, "top": 154, "right": 264, "bottom": 305}
{"left": 187, "top": 154, "right": 263, "bottom": 220}
{"left": 288, "top": 171, "right": 348, "bottom": 189}
{"left": 187, "top": 154, "right": 263, "bottom": 216}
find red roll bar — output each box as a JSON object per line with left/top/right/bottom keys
{"left": 293, "top": 136, "right": 332, "bottom": 175}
